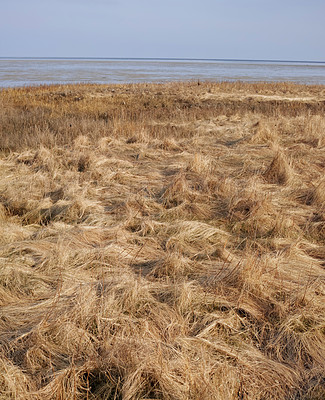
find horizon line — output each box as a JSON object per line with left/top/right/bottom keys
{"left": 1, "top": 56, "right": 325, "bottom": 64}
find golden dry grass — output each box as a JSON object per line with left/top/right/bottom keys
{"left": 0, "top": 81, "right": 325, "bottom": 399}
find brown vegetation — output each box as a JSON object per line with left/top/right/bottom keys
{"left": 0, "top": 81, "right": 325, "bottom": 399}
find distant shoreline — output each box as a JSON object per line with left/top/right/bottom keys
{"left": 1, "top": 56, "right": 325, "bottom": 64}
{"left": 2, "top": 81, "right": 325, "bottom": 92}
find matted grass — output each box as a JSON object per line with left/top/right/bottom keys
{"left": 0, "top": 81, "right": 325, "bottom": 399}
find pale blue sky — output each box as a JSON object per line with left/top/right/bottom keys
{"left": 1, "top": 0, "right": 324, "bottom": 61}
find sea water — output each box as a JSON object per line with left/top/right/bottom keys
{"left": 1, "top": 58, "right": 325, "bottom": 87}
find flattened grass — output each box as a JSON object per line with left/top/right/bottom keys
{"left": 0, "top": 81, "right": 325, "bottom": 399}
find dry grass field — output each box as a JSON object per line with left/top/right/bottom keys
{"left": 0, "top": 81, "right": 325, "bottom": 399}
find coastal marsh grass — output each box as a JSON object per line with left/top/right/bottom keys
{"left": 0, "top": 81, "right": 325, "bottom": 399}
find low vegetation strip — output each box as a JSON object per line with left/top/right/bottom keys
{"left": 0, "top": 81, "right": 325, "bottom": 399}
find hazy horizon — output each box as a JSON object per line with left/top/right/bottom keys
{"left": 1, "top": 56, "right": 325, "bottom": 64}
{"left": 1, "top": 0, "right": 325, "bottom": 62}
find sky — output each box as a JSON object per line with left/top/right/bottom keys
{"left": 1, "top": 0, "right": 325, "bottom": 61}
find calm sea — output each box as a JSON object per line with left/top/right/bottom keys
{"left": 1, "top": 58, "right": 325, "bottom": 87}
